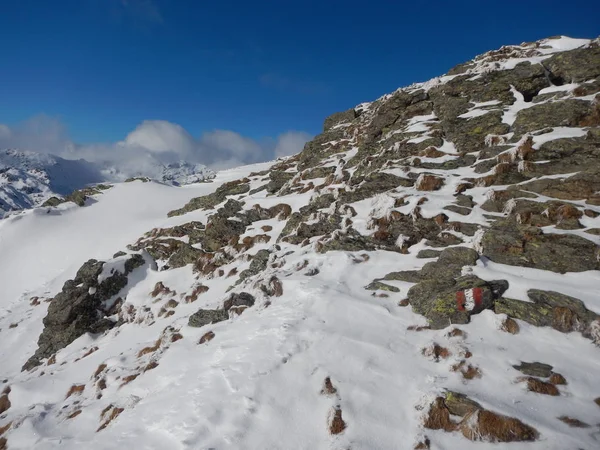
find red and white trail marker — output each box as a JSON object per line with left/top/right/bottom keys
{"left": 456, "top": 287, "right": 484, "bottom": 312}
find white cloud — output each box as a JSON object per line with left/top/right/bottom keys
{"left": 274, "top": 131, "right": 312, "bottom": 158}
{"left": 0, "top": 124, "right": 11, "bottom": 139}
{"left": 0, "top": 115, "right": 72, "bottom": 154}
{"left": 120, "top": 120, "right": 196, "bottom": 155}
{"left": 0, "top": 116, "right": 313, "bottom": 171}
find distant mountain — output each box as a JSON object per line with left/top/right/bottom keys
{"left": 0, "top": 149, "right": 215, "bottom": 216}
{"left": 99, "top": 159, "right": 215, "bottom": 186}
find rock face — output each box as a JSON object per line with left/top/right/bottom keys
{"left": 22, "top": 254, "right": 146, "bottom": 371}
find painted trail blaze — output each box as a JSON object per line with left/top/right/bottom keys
{"left": 456, "top": 288, "right": 484, "bottom": 312}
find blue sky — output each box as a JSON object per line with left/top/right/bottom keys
{"left": 0, "top": 0, "right": 598, "bottom": 167}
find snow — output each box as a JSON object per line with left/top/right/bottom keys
{"left": 538, "top": 36, "right": 591, "bottom": 53}
{"left": 537, "top": 83, "right": 580, "bottom": 95}
{"left": 531, "top": 127, "right": 588, "bottom": 147}
{"left": 502, "top": 85, "right": 533, "bottom": 126}
{"left": 458, "top": 109, "right": 492, "bottom": 119}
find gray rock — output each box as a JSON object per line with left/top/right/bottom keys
{"left": 239, "top": 250, "right": 271, "bottom": 281}
{"left": 323, "top": 109, "right": 356, "bottom": 131}
{"left": 364, "top": 281, "right": 400, "bottom": 292}
{"left": 544, "top": 46, "right": 600, "bottom": 83}
{"left": 416, "top": 249, "right": 442, "bottom": 259}
{"left": 23, "top": 254, "right": 146, "bottom": 371}
{"left": 223, "top": 292, "right": 256, "bottom": 310}
{"left": 188, "top": 309, "right": 229, "bottom": 328}
{"left": 495, "top": 290, "right": 599, "bottom": 338}
{"left": 512, "top": 100, "right": 592, "bottom": 137}
{"left": 407, "top": 275, "right": 507, "bottom": 329}
{"left": 444, "top": 391, "right": 482, "bottom": 417}
{"left": 168, "top": 244, "right": 205, "bottom": 269}
{"left": 513, "top": 362, "right": 553, "bottom": 378}
{"left": 479, "top": 220, "right": 600, "bottom": 273}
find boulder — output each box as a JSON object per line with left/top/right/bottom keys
{"left": 239, "top": 250, "right": 271, "bottom": 280}
{"left": 478, "top": 220, "right": 600, "bottom": 273}
{"left": 513, "top": 362, "right": 553, "bottom": 378}
{"left": 495, "top": 290, "right": 599, "bottom": 337}
{"left": 408, "top": 275, "right": 506, "bottom": 329}
{"left": 223, "top": 292, "right": 256, "bottom": 310}
{"left": 188, "top": 309, "right": 229, "bottom": 328}
{"left": 22, "top": 254, "right": 146, "bottom": 371}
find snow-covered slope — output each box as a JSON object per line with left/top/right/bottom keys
{"left": 0, "top": 149, "right": 215, "bottom": 216}
{"left": 1, "top": 35, "right": 600, "bottom": 450}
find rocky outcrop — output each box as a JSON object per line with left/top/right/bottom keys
{"left": 22, "top": 253, "right": 147, "bottom": 371}
{"left": 477, "top": 220, "right": 600, "bottom": 273}
{"left": 167, "top": 179, "right": 250, "bottom": 217}
{"left": 496, "top": 289, "right": 599, "bottom": 338}
{"left": 188, "top": 309, "right": 229, "bottom": 328}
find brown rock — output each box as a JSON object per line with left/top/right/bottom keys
{"left": 0, "top": 422, "right": 11, "bottom": 436}
{"left": 526, "top": 377, "right": 560, "bottom": 396}
{"left": 422, "top": 343, "right": 451, "bottom": 361}
{"left": 447, "top": 328, "right": 466, "bottom": 338}
{"left": 67, "top": 409, "right": 82, "bottom": 419}
{"left": 321, "top": 377, "right": 338, "bottom": 396}
{"left": 552, "top": 306, "right": 577, "bottom": 333}
{"left": 414, "top": 437, "right": 430, "bottom": 449}
{"left": 199, "top": 331, "right": 215, "bottom": 344}
{"left": 423, "top": 398, "right": 456, "bottom": 432}
{"left": 451, "top": 361, "right": 482, "bottom": 380}
{"left": 328, "top": 407, "right": 347, "bottom": 435}
{"left": 420, "top": 146, "right": 446, "bottom": 158}
{"left": 97, "top": 406, "right": 124, "bottom": 432}
{"left": 500, "top": 317, "right": 520, "bottom": 334}
{"left": 459, "top": 409, "right": 538, "bottom": 442}
{"left": 416, "top": 175, "right": 444, "bottom": 191}
{"left": 144, "top": 361, "right": 159, "bottom": 372}
{"left": 151, "top": 282, "right": 171, "bottom": 298}
{"left": 558, "top": 416, "right": 590, "bottom": 428}
{"left": 93, "top": 363, "right": 107, "bottom": 379}
{"left": 65, "top": 384, "right": 85, "bottom": 399}
{"left": 137, "top": 339, "right": 161, "bottom": 357}
{"left": 549, "top": 373, "right": 567, "bottom": 385}
{"left": 0, "top": 395, "right": 10, "bottom": 415}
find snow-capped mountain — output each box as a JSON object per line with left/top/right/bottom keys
{"left": 0, "top": 149, "right": 104, "bottom": 214}
{"left": 0, "top": 149, "right": 215, "bottom": 216}
{"left": 99, "top": 159, "right": 216, "bottom": 186}
{"left": 1, "top": 36, "right": 600, "bottom": 450}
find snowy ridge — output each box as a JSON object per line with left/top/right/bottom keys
{"left": 1, "top": 35, "right": 600, "bottom": 450}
